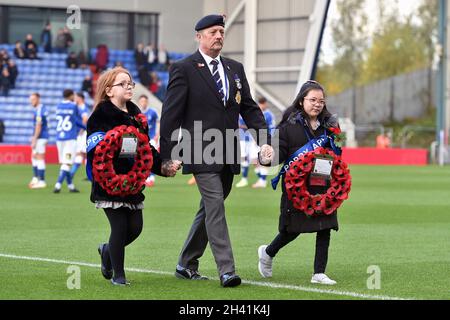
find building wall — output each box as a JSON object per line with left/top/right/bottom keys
{"left": 0, "top": 0, "right": 203, "bottom": 52}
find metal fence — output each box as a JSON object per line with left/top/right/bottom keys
{"left": 327, "top": 68, "right": 436, "bottom": 125}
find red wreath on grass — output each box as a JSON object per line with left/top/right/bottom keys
{"left": 284, "top": 147, "right": 351, "bottom": 216}
{"left": 92, "top": 115, "right": 153, "bottom": 196}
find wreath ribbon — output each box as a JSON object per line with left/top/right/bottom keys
{"left": 86, "top": 131, "right": 105, "bottom": 181}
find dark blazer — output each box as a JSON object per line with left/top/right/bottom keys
{"left": 87, "top": 100, "right": 163, "bottom": 204}
{"left": 160, "top": 50, "right": 270, "bottom": 175}
{"left": 275, "top": 111, "right": 339, "bottom": 234}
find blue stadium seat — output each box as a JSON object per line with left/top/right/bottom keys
{"left": 0, "top": 44, "right": 190, "bottom": 145}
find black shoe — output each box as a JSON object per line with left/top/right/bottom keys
{"left": 98, "top": 243, "right": 113, "bottom": 280}
{"left": 53, "top": 188, "right": 61, "bottom": 193}
{"left": 69, "top": 188, "right": 80, "bottom": 193}
{"left": 220, "top": 273, "right": 241, "bottom": 287}
{"left": 111, "top": 277, "right": 130, "bottom": 286}
{"left": 175, "top": 267, "right": 208, "bottom": 280}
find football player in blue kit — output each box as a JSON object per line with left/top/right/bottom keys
{"left": 29, "top": 92, "right": 49, "bottom": 189}
{"left": 137, "top": 94, "right": 159, "bottom": 187}
{"left": 53, "top": 89, "right": 85, "bottom": 193}
{"left": 236, "top": 97, "right": 275, "bottom": 188}
{"left": 70, "top": 92, "right": 91, "bottom": 179}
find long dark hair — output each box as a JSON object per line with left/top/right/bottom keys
{"left": 279, "top": 80, "right": 332, "bottom": 127}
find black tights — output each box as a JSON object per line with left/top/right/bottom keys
{"left": 103, "top": 207, "right": 143, "bottom": 280}
{"left": 265, "top": 229, "right": 331, "bottom": 274}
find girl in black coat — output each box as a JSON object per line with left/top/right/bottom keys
{"left": 258, "top": 80, "right": 340, "bottom": 285}
{"left": 87, "top": 67, "right": 179, "bottom": 286}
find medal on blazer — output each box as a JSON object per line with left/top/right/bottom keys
{"left": 233, "top": 74, "right": 242, "bottom": 90}
{"left": 235, "top": 91, "right": 241, "bottom": 104}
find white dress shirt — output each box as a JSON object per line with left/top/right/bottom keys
{"left": 199, "top": 49, "right": 229, "bottom": 103}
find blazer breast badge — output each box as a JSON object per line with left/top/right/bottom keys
{"left": 233, "top": 74, "right": 242, "bottom": 104}
{"left": 235, "top": 91, "right": 241, "bottom": 104}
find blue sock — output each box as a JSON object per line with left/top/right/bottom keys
{"left": 32, "top": 166, "right": 38, "bottom": 178}
{"left": 65, "top": 170, "right": 73, "bottom": 185}
{"left": 70, "top": 163, "right": 81, "bottom": 178}
{"left": 260, "top": 175, "right": 267, "bottom": 181}
{"left": 257, "top": 172, "right": 262, "bottom": 179}
{"left": 38, "top": 169, "right": 45, "bottom": 181}
{"left": 57, "top": 170, "right": 66, "bottom": 184}
{"left": 242, "top": 166, "right": 249, "bottom": 178}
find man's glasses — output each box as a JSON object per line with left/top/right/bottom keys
{"left": 111, "top": 81, "right": 136, "bottom": 89}
{"left": 304, "top": 98, "right": 326, "bottom": 106}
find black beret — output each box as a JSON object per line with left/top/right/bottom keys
{"left": 195, "top": 14, "right": 225, "bottom": 31}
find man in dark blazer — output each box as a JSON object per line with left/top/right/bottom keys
{"left": 160, "top": 14, "right": 274, "bottom": 287}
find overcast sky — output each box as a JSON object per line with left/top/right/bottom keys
{"left": 321, "top": 0, "right": 423, "bottom": 64}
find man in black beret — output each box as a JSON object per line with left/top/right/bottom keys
{"left": 160, "top": 14, "right": 274, "bottom": 288}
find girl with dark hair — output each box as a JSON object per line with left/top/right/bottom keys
{"left": 257, "top": 80, "right": 340, "bottom": 285}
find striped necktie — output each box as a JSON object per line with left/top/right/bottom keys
{"left": 210, "top": 59, "right": 225, "bottom": 105}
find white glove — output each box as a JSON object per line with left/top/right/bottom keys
{"left": 259, "top": 144, "right": 274, "bottom": 165}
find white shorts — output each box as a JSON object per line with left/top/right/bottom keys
{"left": 32, "top": 139, "right": 48, "bottom": 155}
{"left": 239, "top": 139, "right": 259, "bottom": 161}
{"left": 57, "top": 140, "right": 77, "bottom": 165}
{"left": 76, "top": 131, "right": 87, "bottom": 153}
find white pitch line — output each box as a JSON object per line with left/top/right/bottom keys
{"left": 0, "top": 253, "right": 412, "bottom": 300}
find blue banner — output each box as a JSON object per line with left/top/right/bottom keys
{"left": 86, "top": 132, "right": 105, "bottom": 181}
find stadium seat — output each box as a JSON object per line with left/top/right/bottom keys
{"left": 0, "top": 43, "right": 190, "bottom": 145}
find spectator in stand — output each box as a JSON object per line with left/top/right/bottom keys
{"left": 78, "top": 51, "right": 89, "bottom": 69}
{"left": 0, "top": 50, "right": 8, "bottom": 65}
{"left": 138, "top": 66, "right": 151, "bottom": 88}
{"left": 95, "top": 44, "right": 109, "bottom": 72}
{"left": 144, "top": 43, "right": 157, "bottom": 71}
{"left": 135, "top": 43, "right": 147, "bottom": 68}
{"left": 157, "top": 44, "right": 170, "bottom": 71}
{"left": 149, "top": 72, "right": 161, "bottom": 97}
{"left": 0, "top": 118, "right": 4, "bottom": 143}
{"left": 63, "top": 27, "right": 74, "bottom": 51}
{"left": 66, "top": 52, "right": 79, "bottom": 69}
{"left": 81, "top": 75, "right": 93, "bottom": 98}
{"left": 24, "top": 34, "right": 38, "bottom": 59}
{"left": 1, "top": 49, "right": 11, "bottom": 63}
{"left": 13, "top": 42, "right": 26, "bottom": 59}
{"left": 7, "top": 60, "right": 18, "bottom": 89}
{"left": 54, "top": 29, "right": 67, "bottom": 53}
{"left": 26, "top": 43, "right": 38, "bottom": 59}
{"left": 41, "top": 22, "right": 52, "bottom": 53}
{"left": 0, "top": 67, "right": 11, "bottom": 97}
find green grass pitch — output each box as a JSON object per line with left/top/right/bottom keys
{"left": 0, "top": 164, "right": 449, "bottom": 300}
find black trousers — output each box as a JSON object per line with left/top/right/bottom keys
{"left": 104, "top": 207, "right": 143, "bottom": 280}
{"left": 265, "top": 229, "right": 331, "bottom": 274}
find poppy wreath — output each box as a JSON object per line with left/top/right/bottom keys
{"left": 92, "top": 122, "right": 153, "bottom": 197}
{"left": 284, "top": 147, "right": 351, "bottom": 216}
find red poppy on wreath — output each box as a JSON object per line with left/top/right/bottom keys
{"left": 284, "top": 147, "right": 351, "bottom": 216}
{"left": 92, "top": 124, "right": 153, "bottom": 197}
